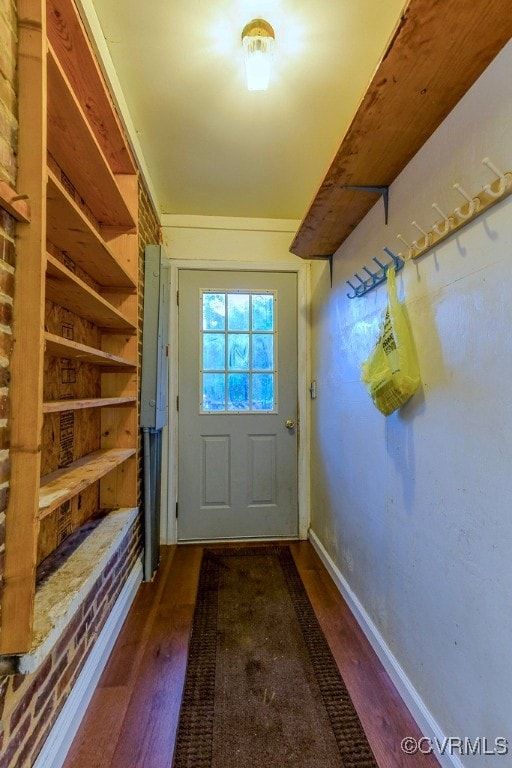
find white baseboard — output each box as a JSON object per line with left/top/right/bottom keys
{"left": 33, "top": 558, "right": 143, "bottom": 768}
{"left": 308, "top": 529, "right": 464, "bottom": 768}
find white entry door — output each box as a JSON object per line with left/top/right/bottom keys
{"left": 178, "top": 270, "right": 298, "bottom": 541}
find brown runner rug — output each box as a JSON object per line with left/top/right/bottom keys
{"left": 172, "top": 546, "right": 378, "bottom": 768}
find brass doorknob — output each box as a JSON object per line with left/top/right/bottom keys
{"left": 285, "top": 419, "right": 295, "bottom": 429}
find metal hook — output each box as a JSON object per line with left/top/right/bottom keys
{"left": 432, "top": 202, "right": 452, "bottom": 236}
{"left": 411, "top": 220, "right": 431, "bottom": 250}
{"left": 396, "top": 234, "right": 414, "bottom": 261}
{"left": 352, "top": 274, "right": 366, "bottom": 297}
{"left": 363, "top": 266, "right": 378, "bottom": 285}
{"left": 482, "top": 156, "right": 510, "bottom": 199}
{"left": 453, "top": 182, "right": 480, "bottom": 219}
{"left": 383, "top": 247, "right": 403, "bottom": 271}
{"left": 371, "top": 256, "right": 386, "bottom": 277}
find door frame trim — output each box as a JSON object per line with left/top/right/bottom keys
{"left": 164, "top": 259, "right": 310, "bottom": 544}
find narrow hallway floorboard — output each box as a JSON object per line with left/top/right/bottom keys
{"left": 63, "top": 542, "right": 438, "bottom": 768}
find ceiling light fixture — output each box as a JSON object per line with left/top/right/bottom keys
{"left": 241, "top": 19, "right": 275, "bottom": 91}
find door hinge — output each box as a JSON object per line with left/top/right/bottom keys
{"left": 176, "top": 290, "right": 179, "bottom": 306}
{"left": 175, "top": 502, "right": 179, "bottom": 519}
{"left": 176, "top": 395, "right": 179, "bottom": 411}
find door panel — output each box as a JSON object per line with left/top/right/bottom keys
{"left": 178, "top": 270, "right": 298, "bottom": 541}
{"left": 201, "top": 435, "right": 230, "bottom": 506}
{"left": 249, "top": 434, "right": 276, "bottom": 504}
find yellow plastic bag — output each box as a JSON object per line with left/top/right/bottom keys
{"left": 361, "top": 267, "right": 420, "bottom": 415}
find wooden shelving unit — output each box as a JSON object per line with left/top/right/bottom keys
{"left": 1, "top": 0, "right": 140, "bottom": 654}
{"left": 290, "top": 0, "right": 512, "bottom": 259}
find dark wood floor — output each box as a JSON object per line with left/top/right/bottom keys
{"left": 63, "top": 542, "right": 438, "bottom": 768}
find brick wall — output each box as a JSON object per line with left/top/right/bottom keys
{"left": 0, "top": 520, "right": 142, "bottom": 768}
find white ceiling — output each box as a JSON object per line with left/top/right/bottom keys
{"left": 90, "top": 0, "right": 405, "bottom": 220}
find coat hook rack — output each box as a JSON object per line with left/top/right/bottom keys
{"left": 394, "top": 156, "right": 512, "bottom": 263}
{"left": 342, "top": 185, "right": 390, "bottom": 225}
{"left": 346, "top": 247, "right": 403, "bottom": 299}
{"left": 343, "top": 157, "right": 510, "bottom": 300}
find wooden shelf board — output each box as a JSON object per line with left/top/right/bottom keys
{"left": 290, "top": 0, "right": 512, "bottom": 259}
{"left": 46, "top": 170, "right": 136, "bottom": 289}
{"left": 39, "top": 448, "right": 136, "bottom": 519}
{"left": 44, "top": 332, "right": 137, "bottom": 368}
{"left": 43, "top": 397, "right": 137, "bottom": 414}
{"left": 0, "top": 179, "right": 31, "bottom": 222}
{"left": 47, "top": 46, "right": 136, "bottom": 230}
{"left": 47, "top": 0, "right": 136, "bottom": 175}
{"left": 46, "top": 254, "right": 137, "bottom": 331}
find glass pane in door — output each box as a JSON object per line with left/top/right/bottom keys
{"left": 201, "top": 291, "right": 276, "bottom": 413}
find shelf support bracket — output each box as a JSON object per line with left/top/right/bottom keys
{"left": 342, "top": 185, "right": 389, "bottom": 225}
{"left": 309, "top": 255, "right": 335, "bottom": 287}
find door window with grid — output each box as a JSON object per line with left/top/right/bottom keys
{"left": 201, "top": 291, "right": 277, "bottom": 413}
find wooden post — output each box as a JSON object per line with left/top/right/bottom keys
{"left": 0, "top": 0, "right": 46, "bottom": 654}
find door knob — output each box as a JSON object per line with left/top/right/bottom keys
{"left": 285, "top": 419, "right": 295, "bottom": 429}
